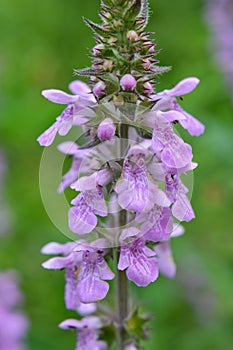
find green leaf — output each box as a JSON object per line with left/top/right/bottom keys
{"left": 153, "top": 65, "right": 172, "bottom": 75}
{"left": 83, "top": 17, "right": 108, "bottom": 37}
{"left": 124, "top": 0, "right": 142, "bottom": 21}
{"left": 78, "top": 136, "right": 101, "bottom": 149}
{"left": 74, "top": 67, "right": 103, "bottom": 76}
{"left": 101, "top": 0, "right": 114, "bottom": 6}
{"left": 133, "top": 0, "right": 150, "bottom": 30}
{"left": 126, "top": 308, "right": 150, "bottom": 341}
{"left": 140, "top": 0, "right": 149, "bottom": 26}
{"left": 101, "top": 324, "right": 115, "bottom": 347}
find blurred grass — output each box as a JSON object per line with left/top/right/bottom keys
{"left": 0, "top": 0, "right": 232, "bottom": 349}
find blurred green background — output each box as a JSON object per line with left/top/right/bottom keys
{"left": 0, "top": 0, "right": 232, "bottom": 349}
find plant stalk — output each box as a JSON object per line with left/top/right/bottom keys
{"left": 115, "top": 247, "right": 129, "bottom": 350}
{"left": 114, "top": 122, "right": 129, "bottom": 349}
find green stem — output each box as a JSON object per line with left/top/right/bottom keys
{"left": 115, "top": 252, "right": 129, "bottom": 350}
{"left": 114, "top": 122, "right": 129, "bottom": 349}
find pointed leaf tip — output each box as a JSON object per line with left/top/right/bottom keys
{"left": 124, "top": 0, "right": 142, "bottom": 21}
{"left": 74, "top": 68, "right": 101, "bottom": 77}
{"left": 83, "top": 17, "right": 108, "bottom": 36}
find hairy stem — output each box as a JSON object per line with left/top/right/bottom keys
{"left": 114, "top": 122, "right": 129, "bottom": 349}
{"left": 115, "top": 250, "right": 129, "bottom": 350}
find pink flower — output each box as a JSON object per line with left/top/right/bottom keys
{"left": 97, "top": 118, "right": 116, "bottom": 141}
{"left": 37, "top": 80, "right": 96, "bottom": 146}
{"left": 120, "top": 74, "right": 137, "bottom": 91}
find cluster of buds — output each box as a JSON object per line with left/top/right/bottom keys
{"left": 38, "top": 1, "right": 205, "bottom": 349}
{"left": 77, "top": 0, "right": 169, "bottom": 102}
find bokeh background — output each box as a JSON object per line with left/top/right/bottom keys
{"left": 0, "top": 0, "right": 232, "bottom": 349}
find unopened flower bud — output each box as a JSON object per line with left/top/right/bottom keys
{"left": 113, "top": 94, "right": 124, "bottom": 105}
{"left": 127, "top": 30, "right": 138, "bottom": 42}
{"left": 103, "top": 59, "right": 114, "bottom": 71}
{"left": 119, "top": 45, "right": 127, "bottom": 53}
{"left": 104, "top": 12, "right": 112, "bottom": 20}
{"left": 120, "top": 74, "right": 137, "bottom": 91}
{"left": 125, "top": 345, "right": 137, "bottom": 350}
{"left": 113, "top": 19, "right": 123, "bottom": 28}
{"left": 97, "top": 118, "right": 116, "bottom": 141}
{"left": 148, "top": 45, "right": 155, "bottom": 53}
{"left": 143, "top": 82, "right": 154, "bottom": 95}
{"left": 142, "top": 58, "right": 152, "bottom": 70}
{"left": 108, "top": 37, "right": 118, "bottom": 45}
{"left": 93, "top": 81, "right": 106, "bottom": 97}
{"left": 93, "top": 44, "right": 105, "bottom": 56}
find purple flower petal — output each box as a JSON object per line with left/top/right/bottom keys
{"left": 148, "top": 161, "right": 165, "bottom": 181}
{"left": 140, "top": 207, "right": 173, "bottom": 242}
{"left": 171, "top": 224, "right": 185, "bottom": 237}
{"left": 118, "top": 229, "right": 158, "bottom": 286}
{"left": 160, "top": 142, "right": 192, "bottom": 169}
{"left": 152, "top": 187, "right": 171, "bottom": 207}
{"left": 126, "top": 254, "right": 158, "bottom": 286}
{"left": 127, "top": 144, "right": 149, "bottom": 159}
{"left": 71, "top": 173, "right": 98, "bottom": 191}
{"left": 69, "top": 206, "right": 97, "bottom": 235}
{"left": 59, "top": 318, "right": 81, "bottom": 329}
{"left": 69, "top": 189, "right": 107, "bottom": 234}
{"left": 59, "top": 315, "right": 103, "bottom": 329}
{"left": 150, "top": 78, "right": 205, "bottom": 138}
{"left": 57, "top": 141, "right": 80, "bottom": 155}
{"left": 96, "top": 168, "right": 113, "bottom": 187}
{"left": 42, "top": 255, "right": 75, "bottom": 269}
{"left": 159, "top": 77, "right": 200, "bottom": 97}
{"left": 58, "top": 119, "right": 73, "bottom": 136}
{"left": 179, "top": 109, "right": 205, "bottom": 136}
{"left": 41, "top": 241, "right": 76, "bottom": 255}
{"left": 68, "top": 80, "right": 92, "bottom": 95}
{"left": 77, "top": 302, "right": 97, "bottom": 316}
{"left": 42, "top": 89, "right": 78, "bottom": 104}
{"left": 37, "top": 122, "right": 59, "bottom": 146}
{"left": 152, "top": 113, "right": 193, "bottom": 169}
{"left": 97, "top": 258, "right": 115, "bottom": 280}
{"left": 77, "top": 275, "right": 110, "bottom": 303}
{"left": 59, "top": 317, "right": 107, "bottom": 350}
{"left": 120, "top": 227, "right": 141, "bottom": 241}
{"left": 165, "top": 174, "right": 195, "bottom": 222}
{"left": 65, "top": 268, "right": 80, "bottom": 310}
{"left": 75, "top": 250, "right": 114, "bottom": 303}
{"left": 118, "top": 246, "right": 131, "bottom": 270}
{"left": 58, "top": 157, "right": 82, "bottom": 193}
{"left": 115, "top": 158, "right": 151, "bottom": 213}
{"left": 172, "top": 193, "right": 195, "bottom": 222}
{"left": 71, "top": 189, "right": 107, "bottom": 214}
{"left": 154, "top": 241, "right": 176, "bottom": 278}
{"left": 172, "top": 101, "right": 205, "bottom": 136}
{"left": 160, "top": 110, "right": 186, "bottom": 123}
